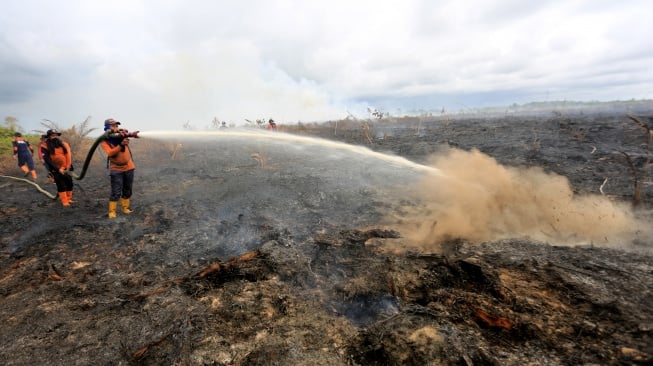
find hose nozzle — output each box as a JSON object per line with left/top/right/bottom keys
{"left": 105, "top": 129, "right": 140, "bottom": 139}
{"left": 126, "top": 131, "right": 140, "bottom": 138}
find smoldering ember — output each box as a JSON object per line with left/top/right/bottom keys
{"left": 1, "top": 103, "right": 653, "bottom": 365}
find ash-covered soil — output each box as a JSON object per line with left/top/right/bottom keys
{"left": 1, "top": 109, "right": 653, "bottom": 365}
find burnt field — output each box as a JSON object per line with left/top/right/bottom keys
{"left": 1, "top": 108, "right": 653, "bottom": 365}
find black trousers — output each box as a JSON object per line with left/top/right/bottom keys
{"left": 52, "top": 170, "right": 73, "bottom": 193}
{"left": 109, "top": 169, "right": 134, "bottom": 201}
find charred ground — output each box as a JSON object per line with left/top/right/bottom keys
{"left": 1, "top": 108, "right": 653, "bottom": 365}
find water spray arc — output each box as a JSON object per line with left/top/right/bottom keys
{"left": 141, "top": 130, "right": 444, "bottom": 176}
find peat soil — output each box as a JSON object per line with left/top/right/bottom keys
{"left": 1, "top": 108, "right": 653, "bottom": 365}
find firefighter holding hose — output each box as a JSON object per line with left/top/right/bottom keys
{"left": 100, "top": 118, "right": 138, "bottom": 219}
{"left": 42, "top": 129, "right": 74, "bottom": 206}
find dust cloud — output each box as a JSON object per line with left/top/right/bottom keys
{"left": 389, "top": 147, "right": 650, "bottom": 249}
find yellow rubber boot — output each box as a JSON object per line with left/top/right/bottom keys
{"left": 108, "top": 201, "right": 118, "bottom": 218}
{"left": 30, "top": 170, "right": 37, "bottom": 179}
{"left": 66, "top": 191, "right": 73, "bottom": 204}
{"left": 120, "top": 198, "right": 133, "bottom": 214}
{"left": 21, "top": 165, "right": 29, "bottom": 176}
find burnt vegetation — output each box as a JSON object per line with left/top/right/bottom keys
{"left": 1, "top": 105, "right": 653, "bottom": 365}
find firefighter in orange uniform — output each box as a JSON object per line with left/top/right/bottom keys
{"left": 41, "top": 129, "right": 74, "bottom": 206}
{"left": 100, "top": 118, "right": 136, "bottom": 219}
{"left": 267, "top": 119, "right": 279, "bottom": 131}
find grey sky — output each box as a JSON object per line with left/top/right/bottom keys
{"left": 1, "top": 0, "right": 652, "bottom": 132}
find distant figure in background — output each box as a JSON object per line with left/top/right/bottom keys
{"left": 37, "top": 134, "right": 54, "bottom": 183}
{"left": 220, "top": 121, "right": 227, "bottom": 129}
{"left": 37, "top": 134, "right": 47, "bottom": 163}
{"left": 267, "top": 119, "right": 279, "bottom": 131}
{"left": 42, "top": 129, "right": 74, "bottom": 206}
{"left": 100, "top": 118, "right": 136, "bottom": 219}
{"left": 12, "top": 132, "right": 37, "bottom": 179}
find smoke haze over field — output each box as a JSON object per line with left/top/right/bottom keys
{"left": 391, "top": 148, "right": 650, "bottom": 249}
{"left": 1, "top": 0, "right": 652, "bottom": 132}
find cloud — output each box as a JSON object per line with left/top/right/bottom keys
{"left": 1, "top": 0, "right": 651, "bottom": 132}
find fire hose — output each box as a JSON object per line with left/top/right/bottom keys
{"left": 65, "top": 130, "right": 139, "bottom": 180}
{"left": 0, "top": 174, "right": 58, "bottom": 199}
{"left": 1, "top": 130, "right": 139, "bottom": 199}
